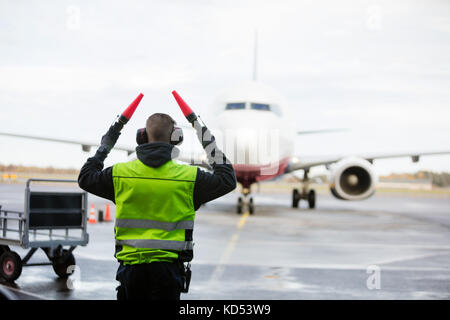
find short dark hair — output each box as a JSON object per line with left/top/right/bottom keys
{"left": 146, "top": 113, "right": 175, "bottom": 143}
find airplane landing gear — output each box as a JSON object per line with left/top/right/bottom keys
{"left": 237, "top": 188, "right": 254, "bottom": 214}
{"left": 292, "top": 189, "right": 300, "bottom": 208}
{"left": 307, "top": 190, "right": 316, "bottom": 209}
{"left": 292, "top": 169, "right": 316, "bottom": 209}
{"left": 237, "top": 197, "right": 243, "bottom": 214}
{"left": 292, "top": 188, "right": 316, "bottom": 209}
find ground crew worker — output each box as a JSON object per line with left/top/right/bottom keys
{"left": 78, "top": 113, "right": 236, "bottom": 300}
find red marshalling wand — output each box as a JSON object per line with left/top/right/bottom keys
{"left": 108, "top": 93, "right": 144, "bottom": 136}
{"left": 172, "top": 90, "right": 198, "bottom": 124}
{"left": 119, "top": 93, "right": 144, "bottom": 124}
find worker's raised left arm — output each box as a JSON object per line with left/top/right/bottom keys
{"left": 78, "top": 156, "right": 115, "bottom": 203}
{"left": 77, "top": 126, "right": 120, "bottom": 202}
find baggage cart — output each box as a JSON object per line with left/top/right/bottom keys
{"left": 0, "top": 179, "right": 89, "bottom": 282}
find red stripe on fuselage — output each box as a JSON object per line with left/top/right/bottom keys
{"left": 233, "top": 157, "right": 290, "bottom": 189}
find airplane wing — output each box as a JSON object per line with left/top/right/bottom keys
{"left": 285, "top": 150, "right": 450, "bottom": 173}
{"left": 0, "top": 130, "right": 211, "bottom": 169}
{"left": 0, "top": 131, "right": 135, "bottom": 155}
{"left": 5, "top": 131, "right": 447, "bottom": 173}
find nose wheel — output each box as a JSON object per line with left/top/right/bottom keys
{"left": 237, "top": 197, "right": 243, "bottom": 214}
{"left": 237, "top": 188, "right": 254, "bottom": 214}
{"left": 249, "top": 197, "right": 254, "bottom": 214}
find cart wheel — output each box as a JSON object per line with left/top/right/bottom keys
{"left": 0, "top": 251, "right": 22, "bottom": 282}
{"left": 52, "top": 250, "right": 76, "bottom": 279}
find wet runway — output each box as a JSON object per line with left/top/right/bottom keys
{"left": 1, "top": 182, "right": 450, "bottom": 299}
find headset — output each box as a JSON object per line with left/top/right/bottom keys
{"left": 136, "top": 125, "right": 183, "bottom": 146}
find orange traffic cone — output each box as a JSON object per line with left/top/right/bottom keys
{"left": 105, "top": 203, "right": 112, "bottom": 222}
{"left": 88, "top": 204, "right": 97, "bottom": 224}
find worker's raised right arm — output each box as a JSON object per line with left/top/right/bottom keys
{"left": 192, "top": 123, "right": 237, "bottom": 210}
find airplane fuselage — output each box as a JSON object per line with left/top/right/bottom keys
{"left": 207, "top": 81, "right": 295, "bottom": 189}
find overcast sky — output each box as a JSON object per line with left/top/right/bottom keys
{"left": 0, "top": 0, "right": 449, "bottom": 176}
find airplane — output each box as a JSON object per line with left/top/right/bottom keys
{"left": 184, "top": 80, "right": 450, "bottom": 214}
{"left": 1, "top": 80, "right": 450, "bottom": 215}
{"left": 2, "top": 33, "right": 450, "bottom": 214}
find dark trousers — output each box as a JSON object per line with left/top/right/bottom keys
{"left": 116, "top": 262, "right": 183, "bottom": 300}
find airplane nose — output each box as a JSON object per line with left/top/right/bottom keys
{"left": 215, "top": 110, "right": 282, "bottom": 166}
{"left": 215, "top": 128, "right": 256, "bottom": 165}
{"left": 222, "top": 128, "right": 279, "bottom": 166}
{"left": 235, "top": 130, "right": 255, "bottom": 165}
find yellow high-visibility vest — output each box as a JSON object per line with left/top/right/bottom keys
{"left": 113, "top": 159, "right": 197, "bottom": 265}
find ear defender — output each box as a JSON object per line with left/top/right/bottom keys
{"left": 136, "top": 128, "right": 148, "bottom": 145}
{"left": 136, "top": 126, "right": 183, "bottom": 145}
{"left": 170, "top": 126, "right": 184, "bottom": 146}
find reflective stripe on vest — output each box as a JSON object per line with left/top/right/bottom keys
{"left": 116, "top": 239, "right": 194, "bottom": 251}
{"left": 115, "top": 218, "right": 194, "bottom": 231}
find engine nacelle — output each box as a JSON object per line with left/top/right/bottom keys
{"left": 329, "top": 157, "right": 377, "bottom": 200}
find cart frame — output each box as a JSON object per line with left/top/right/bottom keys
{"left": 0, "top": 179, "right": 89, "bottom": 282}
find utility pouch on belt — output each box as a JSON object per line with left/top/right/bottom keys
{"left": 181, "top": 263, "right": 192, "bottom": 293}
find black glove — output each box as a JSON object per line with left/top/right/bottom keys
{"left": 94, "top": 123, "right": 122, "bottom": 162}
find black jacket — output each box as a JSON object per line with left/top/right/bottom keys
{"left": 78, "top": 142, "right": 237, "bottom": 210}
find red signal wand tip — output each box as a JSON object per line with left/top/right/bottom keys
{"left": 172, "top": 90, "right": 197, "bottom": 122}
{"left": 121, "top": 93, "right": 144, "bottom": 121}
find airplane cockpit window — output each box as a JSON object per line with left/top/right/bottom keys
{"left": 225, "top": 102, "right": 246, "bottom": 110}
{"left": 250, "top": 102, "right": 282, "bottom": 116}
{"left": 250, "top": 103, "right": 270, "bottom": 111}
{"left": 225, "top": 102, "right": 282, "bottom": 116}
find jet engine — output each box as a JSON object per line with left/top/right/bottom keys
{"left": 329, "top": 157, "right": 377, "bottom": 200}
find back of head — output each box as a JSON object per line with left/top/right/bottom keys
{"left": 146, "top": 113, "right": 175, "bottom": 143}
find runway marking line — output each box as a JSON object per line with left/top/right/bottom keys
{"left": 374, "top": 251, "right": 450, "bottom": 266}
{"left": 205, "top": 210, "right": 250, "bottom": 295}
{"left": 220, "top": 234, "right": 240, "bottom": 264}
{"left": 218, "top": 210, "right": 250, "bottom": 264}
{"left": 237, "top": 211, "right": 250, "bottom": 230}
